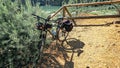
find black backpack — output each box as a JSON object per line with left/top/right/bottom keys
{"left": 61, "top": 20, "right": 73, "bottom": 32}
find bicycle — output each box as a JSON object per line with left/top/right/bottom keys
{"left": 31, "top": 14, "right": 73, "bottom": 67}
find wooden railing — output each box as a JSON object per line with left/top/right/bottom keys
{"left": 49, "top": 1, "right": 120, "bottom": 25}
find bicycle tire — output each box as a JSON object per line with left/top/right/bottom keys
{"left": 37, "top": 31, "right": 47, "bottom": 65}
{"left": 30, "top": 31, "right": 47, "bottom": 68}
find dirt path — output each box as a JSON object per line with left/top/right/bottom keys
{"left": 42, "top": 17, "right": 120, "bottom": 68}
{"left": 69, "top": 26, "right": 120, "bottom": 68}
{"left": 66, "top": 18, "right": 120, "bottom": 68}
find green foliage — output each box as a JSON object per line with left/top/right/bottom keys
{"left": 62, "top": 0, "right": 110, "bottom": 5}
{"left": 65, "top": 0, "right": 120, "bottom": 16}
{"left": 0, "top": 0, "right": 46, "bottom": 67}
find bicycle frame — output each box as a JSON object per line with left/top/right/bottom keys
{"left": 32, "top": 14, "right": 70, "bottom": 67}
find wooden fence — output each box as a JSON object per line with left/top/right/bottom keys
{"left": 49, "top": 1, "right": 120, "bottom": 25}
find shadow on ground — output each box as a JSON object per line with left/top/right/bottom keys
{"left": 62, "top": 38, "right": 84, "bottom": 68}
{"left": 40, "top": 38, "right": 85, "bottom": 68}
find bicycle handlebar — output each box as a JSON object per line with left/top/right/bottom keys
{"left": 32, "top": 14, "right": 63, "bottom": 23}
{"left": 32, "top": 14, "right": 48, "bottom": 21}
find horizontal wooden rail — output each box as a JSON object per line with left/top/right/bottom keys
{"left": 64, "top": 1, "right": 120, "bottom": 7}
{"left": 64, "top": 15, "right": 120, "bottom": 19}
{"left": 49, "top": 1, "right": 120, "bottom": 25}
{"left": 49, "top": 1, "right": 120, "bottom": 19}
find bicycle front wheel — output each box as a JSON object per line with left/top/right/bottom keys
{"left": 35, "top": 31, "right": 47, "bottom": 67}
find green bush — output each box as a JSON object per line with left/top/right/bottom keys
{"left": 0, "top": 0, "right": 46, "bottom": 67}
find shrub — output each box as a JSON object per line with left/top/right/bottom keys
{"left": 0, "top": 0, "right": 45, "bottom": 67}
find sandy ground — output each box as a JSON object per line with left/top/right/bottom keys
{"left": 41, "top": 17, "right": 120, "bottom": 68}
{"left": 66, "top": 18, "right": 120, "bottom": 68}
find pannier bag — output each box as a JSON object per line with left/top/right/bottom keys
{"left": 61, "top": 20, "right": 73, "bottom": 32}
{"left": 36, "top": 22, "right": 52, "bottom": 30}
